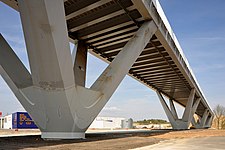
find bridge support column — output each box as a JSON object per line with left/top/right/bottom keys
{"left": 204, "top": 115, "right": 213, "bottom": 128}
{"left": 200, "top": 109, "right": 210, "bottom": 127}
{"left": 192, "top": 109, "right": 211, "bottom": 128}
{"left": 157, "top": 89, "right": 202, "bottom": 129}
{"left": 0, "top": 0, "right": 157, "bottom": 139}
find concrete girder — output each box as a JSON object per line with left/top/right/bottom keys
{"left": 169, "top": 99, "right": 178, "bottom": 120}
{"left": 157, "top": 89, "right": 202, "bottom": 129}
{"left": 0, "top": 34, "right": 32, "bottom": 90}
{"left": 200, "top": 109, "right": 210, "bottom": 127}
{"left": 182, "top": 89, "right": 196, "bottom": 123}
{"left": 156, "top": 91, "right": 176, "bottom": 127}
{"left": 18, "top": 0, "right": 75, "bottom": 89}
{"left": 204, "top": 115, "right": 213, "bottom": 128}
{"left": 0, "top": 0, "right": 157, "bottom": 139}
{"left": 73, "top": 41, "right": 88, "bottom": 87}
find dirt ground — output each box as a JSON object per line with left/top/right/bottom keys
{"left": 1, "top": 129, "right": 225, "bottom": 150}
{"left": 151, "top": 129, "right": 225, "bottom": 139}
{"left": 0, "top": 129, "right": 40, "bottom": 136}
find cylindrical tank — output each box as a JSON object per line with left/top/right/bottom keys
{"left": 121, "top": 118, "right": 133, "bottom": 129}
{"left": 127, "top": 118, "right": 133, "bottom": 129}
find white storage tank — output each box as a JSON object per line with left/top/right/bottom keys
{"left": 121, "top": 118, "right": 133, "bottom": 129}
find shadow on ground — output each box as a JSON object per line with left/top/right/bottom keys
{"left": 0, "top": 129, "right": 171, "bottom": 150}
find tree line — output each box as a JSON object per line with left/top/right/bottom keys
{"left": 135, "top": 119, "right": 168, "bottom": 125}
{"left": 213, "top": 104, "right": 225, "bottom": 129}
{"left": 134, "top": 104, "right": 225, "bottom": 129}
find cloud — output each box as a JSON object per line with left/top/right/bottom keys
{"left": 99, "top": 97, "right": 169, "bottom": 121}
{"left": 192, "top": 37, "right": 225, "bottom": 41}
{"left": 193, "top": 64, "right": 225, "bottom": 73}
{"left": 103, "top": 106, "right": 121, "bottom": 111}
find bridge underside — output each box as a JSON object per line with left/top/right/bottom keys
{"left": 0, "top": 0, "right": 213, "bottom": 139}
{"left": 64, "top": 0, "right": 212, "bottom": 118}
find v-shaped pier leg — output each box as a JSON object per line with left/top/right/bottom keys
{"left": 157, "top": 89, "right": 201, "bottom": 129}
{"left": 192, "top": 109, "right": 212, "bottom": 129}
{"left": 204, "top": 114, "right": 213, "bottom": 128}
{"left": 1, "top": 0, "right": 157, "bottom": 139}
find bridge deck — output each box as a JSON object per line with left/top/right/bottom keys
{"left": 1, "top": 0, "right": 213, "bottom": 118}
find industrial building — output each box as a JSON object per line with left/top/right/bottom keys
{"left": 0, "top": 112, "right": 133, "bottom": 130}
{"left": 89, "top": 117, "right": 133, "bottom": 129}
{"left": 0, "top": 112, "right": 38, "bottom": 129}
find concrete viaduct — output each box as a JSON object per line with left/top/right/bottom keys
{"left": 0, "top": 0, "right": 213, "bottom": 139}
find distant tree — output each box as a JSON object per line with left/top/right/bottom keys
{"left": 221, "top": 117, "right": 225, "bottom": 129}
{"left": 213, "top": 105, "right": 225, "bottom": 129}
{"left": 135, "top": 119, "right": 168, "bottom": 125}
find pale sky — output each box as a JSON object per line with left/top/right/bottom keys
{"left": 0, "top": 1, "right": 225, "bottom": 121}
